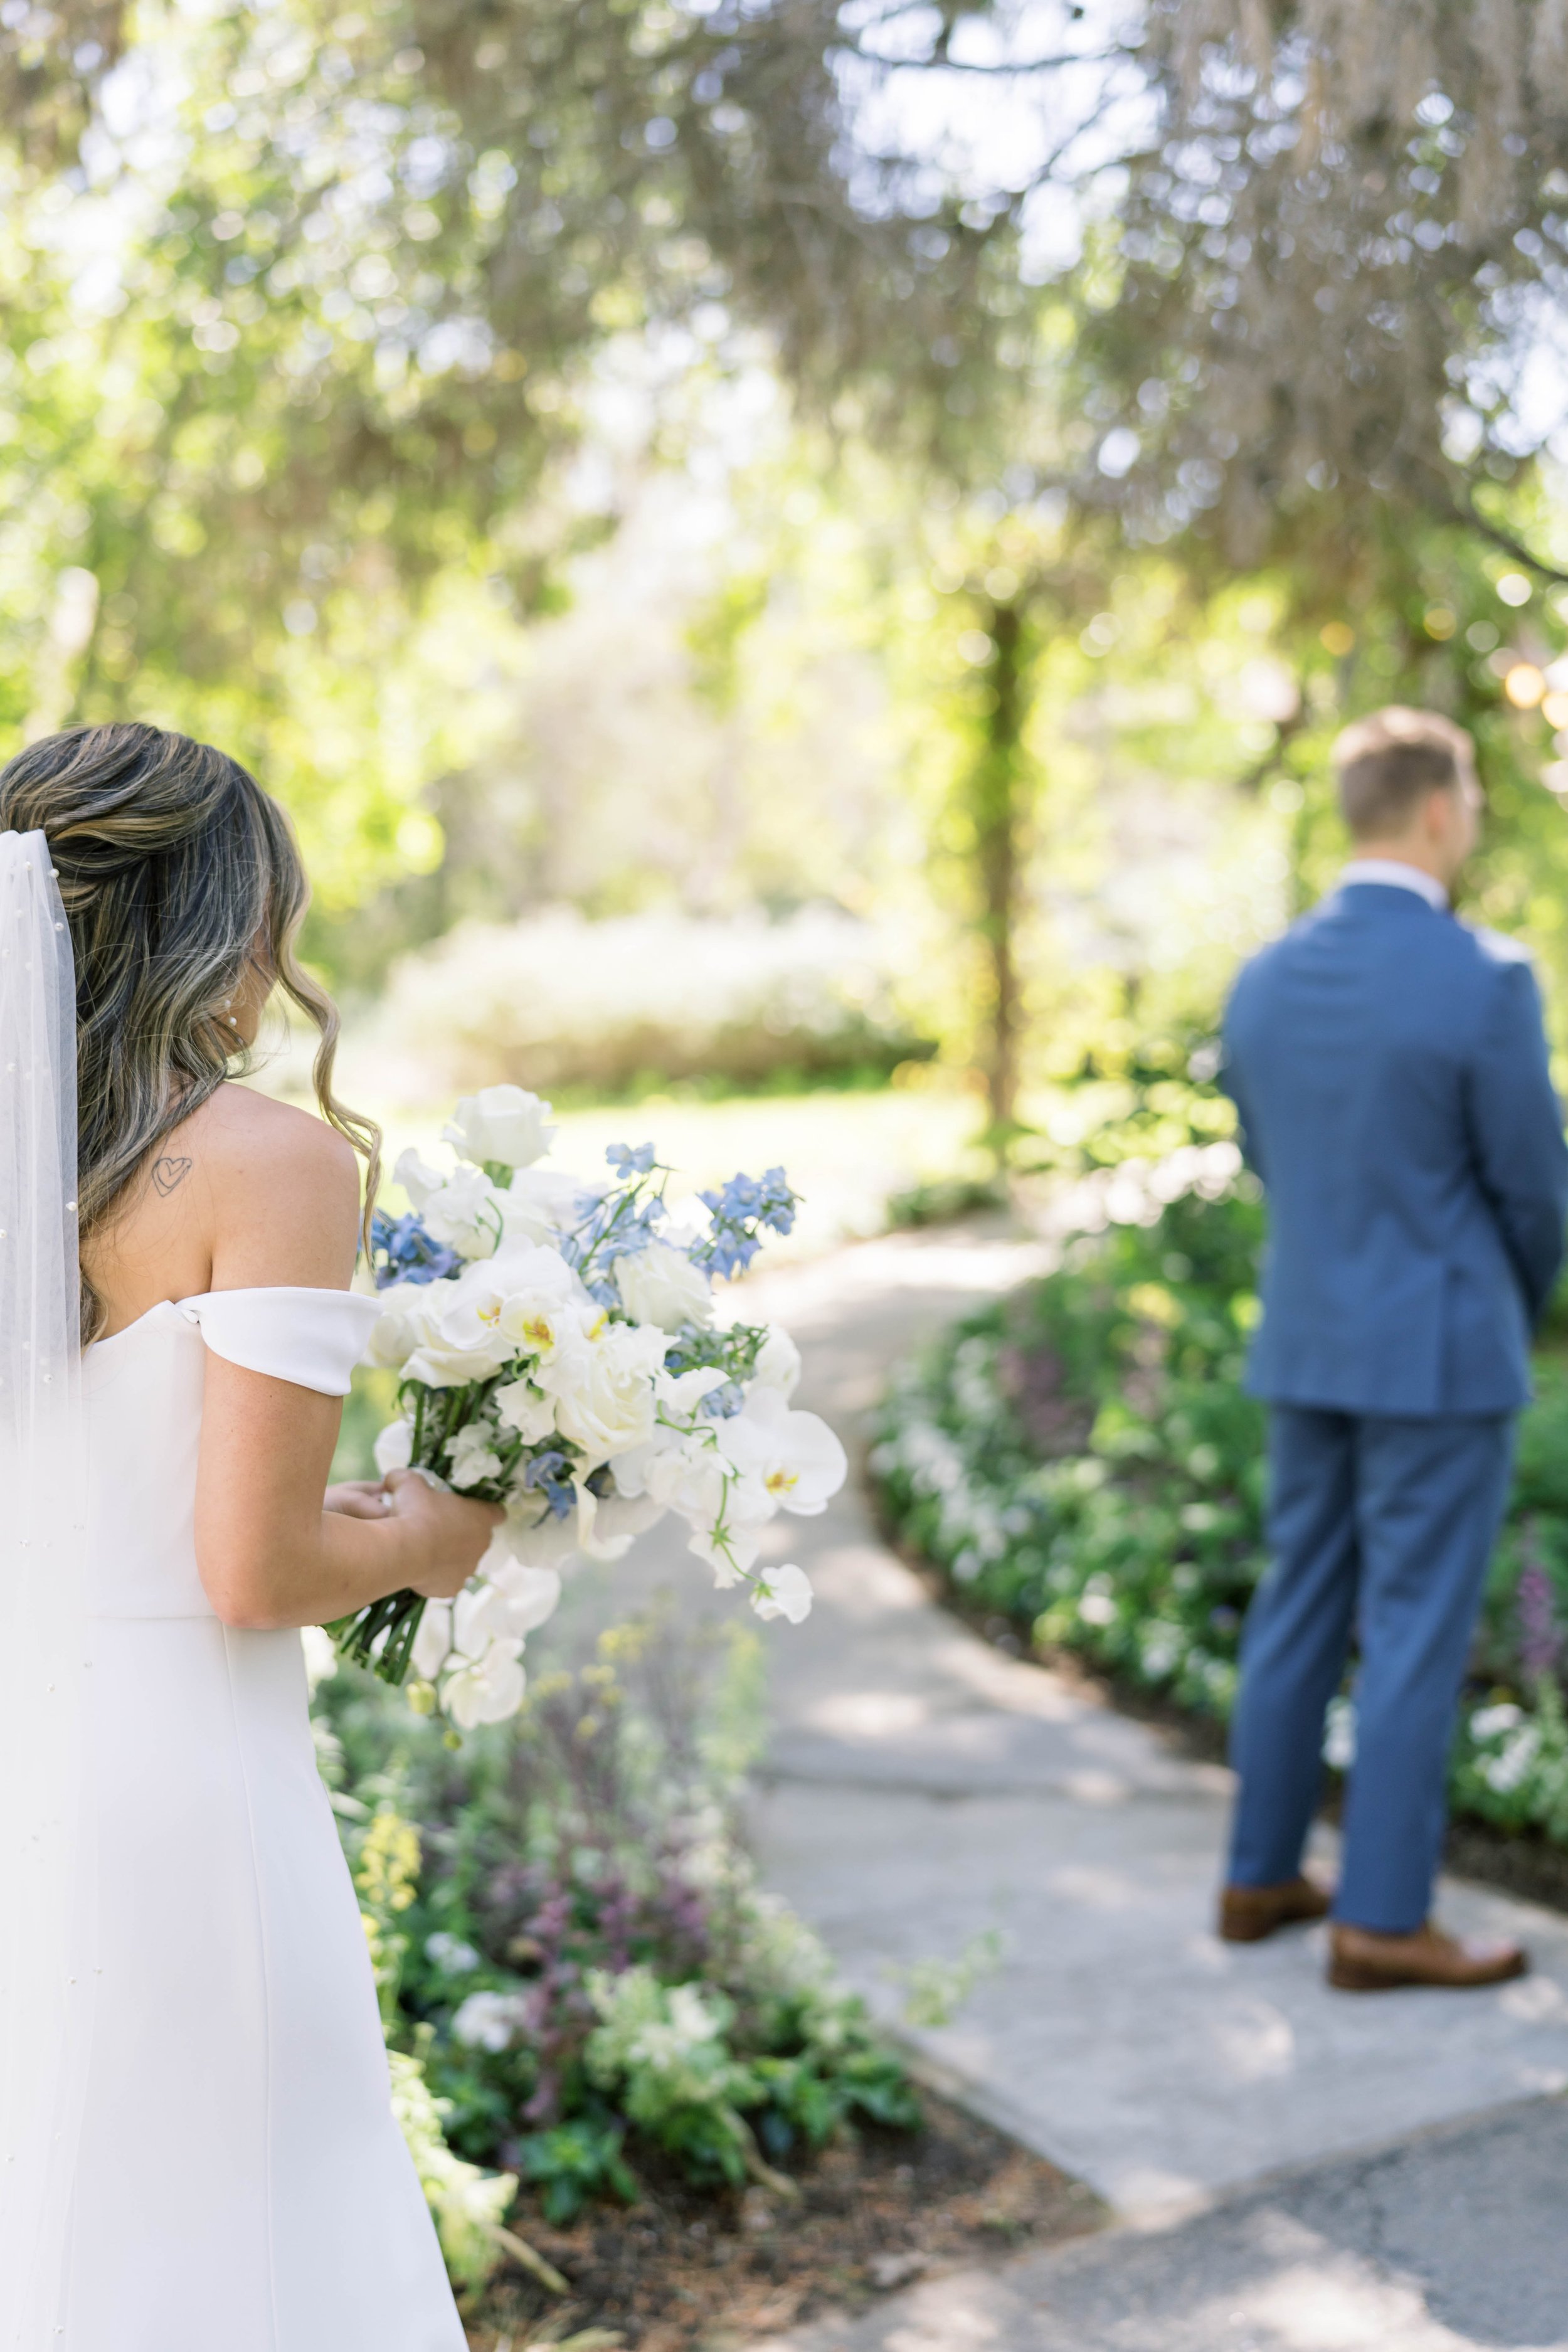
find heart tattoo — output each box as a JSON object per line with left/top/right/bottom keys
{"left": 151, "top": 1156, "right": 193, "bottom": 1197}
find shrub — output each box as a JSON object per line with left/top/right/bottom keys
{"left": 872, "top": 1185, "right": 1568, "bottom": 1844}
{"left": 317, "top": 1605, "right": 918, "bottom": 2235}
{"left": 374, "top": 906, "right": 934, "bottom": 1098}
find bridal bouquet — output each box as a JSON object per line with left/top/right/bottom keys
{"left": 328, "top": 1086, "right": 844, "bottom": 1728}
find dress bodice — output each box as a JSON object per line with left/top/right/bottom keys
{"left": 83, "top": 1286, "right": 381, "bottom": 1618}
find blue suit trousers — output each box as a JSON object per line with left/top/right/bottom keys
{"left": 1227, "top": 1407, "right": 1515, "bottom": 1934}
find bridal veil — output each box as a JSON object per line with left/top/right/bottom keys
{"left": 0, "top": 829, "right": 93, "bottom": 2343}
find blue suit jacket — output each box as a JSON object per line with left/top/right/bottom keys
{"left": 1222, "top": 882, "right": 1568, "bottom": 1416}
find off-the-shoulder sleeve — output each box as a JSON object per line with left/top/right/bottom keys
{"left": 180, "top": 1286, "right": 382, "bottom": 1396}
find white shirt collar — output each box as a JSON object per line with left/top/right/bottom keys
{"left": 1338, "top": 859, "right": 1449, "bottom": 913}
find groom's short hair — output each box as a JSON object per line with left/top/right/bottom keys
{"left": 1333, "top": 706, "right": 1477, "bottom": 839}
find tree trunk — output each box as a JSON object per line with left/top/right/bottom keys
{"left": 970, "top": 593, "right": 1029, "bottom": 1138}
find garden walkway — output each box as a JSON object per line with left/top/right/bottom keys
{"left": 554, "top": 1224, "right": 1568, "bottom": 2349}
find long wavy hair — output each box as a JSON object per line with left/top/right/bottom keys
{"left": 0, "top": 721, "right": 380, "bottom": 1342}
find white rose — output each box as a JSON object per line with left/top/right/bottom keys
{"left": 447, "top": 1423, "right": 504, "bottom": 1490}
{"left": 443, "top": 1085, "right": 557, "bottom": 1172}
{"left": 373, "top": 1417, "right": 415, "bottom": 1473}
{"left": 421, "top": 1166, "right": 504, "bottom": 1260}
{"left": 538, "top": 1316, "right": 667, "bottom": 1467}
{"left": 613, "top": 1241, "right": 714, "bottom": 1334}
{"left": 494, "top": 1377, "right": 556, "bottom": 1442}
{"left": 716, "top": 1387, "right": 846, "bottom": 1517}
{"left": 751, "top": 1323, "right": 802, "bottom": 1399}
{"left": 751, "top": 1561, "right": 813, "bottom": 1624}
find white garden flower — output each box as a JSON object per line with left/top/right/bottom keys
{"left": 492, "top": 1376, "right": 556, "bottom": 1442}
{"left": 425, "top": 1931, "right": 481, "bottom": 1975}
{"left": 689, "top": 1516, "right": 766, "bottom": 1586}
{"left": 442, "top": 1084, "right": 557, "bottom": 1172}
{"left": 539, "top": 1314, "right": 667, "bottom": 1467}
{"left": 716, "top": 1387, "right": 847, "bottom": 1518}
{"left": 420, "top": 1167, "right": 503, "bottom": 1260}
{"left": 452, "top": 1989, "right": 530, "bottom": 2052}
{"left": 750, "top": 1562, "right": 813, "bottom": 1624}
{"left": 374, "top": 1417, "right": 415, "bottom": 1473}
{"left": 1470, "top": 1703, "right": 1525, "bottom": 1742}
{"left": 613, "top": 1240, "right": 714, "bottom": 1333}
{"left": 446, "top": 1423, "right": 504, "bottom": 1490}
{"left": 751, "top": 1323, "right": 802, "bottom": 1399}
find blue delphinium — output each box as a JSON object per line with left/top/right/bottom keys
{"left": 522, "top": 1449, "right": 578, "bottom": 1521}
{"left": 370, "top": 1209, "right": 462, "bottom": 1290}
{"left": 693, "top": 1167, "right": 797, "bottom": 1280}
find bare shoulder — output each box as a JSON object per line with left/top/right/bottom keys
{"left": 180, "top": 1085, "right": 363, "bottom": 1292}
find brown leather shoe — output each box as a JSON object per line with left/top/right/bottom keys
{"left": 1218, "top": 1874, "right": 1333, "bottom": 1943}
{"left": 1328, "top": 1920, "right": 1528, "bottom": 1992}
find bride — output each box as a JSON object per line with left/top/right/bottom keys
{"left": 0, "top": 721, "right": 502, "bottom": 2348}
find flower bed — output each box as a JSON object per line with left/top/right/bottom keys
{"left": 315, "top": 1606, "right": 929, "bottom": 2314}
{"left": 871, "top": 1185, "right": 1568, "bottom": 1850}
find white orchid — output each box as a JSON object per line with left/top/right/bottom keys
{"left": 444, "top": 1631, "right": 527, "bottom": 1729}
{"left": 613, "top": 1240, "right": 714, "bottom": 1333}
{"left": 716, "top": 1387, "right": 846, "bottom": 1517}
{"left": 750, "top": 1561, "right": 813, "bottom": 1624}
{"left": 442, "top": 1084, "right": 557, "bottom": 1172}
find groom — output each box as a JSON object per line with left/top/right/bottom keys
{"left": 1218, "top": 706, "right": 1568, "bottom": 1990}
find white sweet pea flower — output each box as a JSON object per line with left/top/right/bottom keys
{"left": 365, "top": 1283, "right": 434, "bottom": 1373}
{"left": 538, "top": 1313, "right": 667, "bottom": 1467}
{"left": 499, "top": 1167, "right": 600, "bottom": 1246}
{"left": 613, "top": 1241, "right": 714, "bottom": 1334}
{"left": 421, "top": 1166, "right": 504, "bottom": 1259}
{"left": 373, "top": 1417, "right": 415, "bottom": 1473}
{"left": 751, "top": 1323, "right": 803, "bottom": 1399}
{"left": 493, "top": 1376, "right": 556, "bottom": 1442}
{"left": 411, "top": 1599, "right": 455, "bottom": 1680}
{"left": 504, "top": 1495, "right": 588, "bottom": 1569}
{"left": 482, "top": 1557, "right": 563, "bottom": 1636}
{"left": 447, "top": 1423, "right": 504, "bottom": 1490}
{"left": 442, "top": 1084, "right": 557, "bottom": 1172}
{"left": 300, "top": 1623, "right": 339, "bottom": 1693}
{"left": 751, "top": 1561, "right": 813, "bottom": 1624}
{"left": 443, "top": 1633, "right": 526, "bottom": 1728}
{"left": 654, "top": 1365, "right": 730, "bottom": 1416}
{"left": 393, "top": 1146, "right": 447, "bottom": 1212}
{"left": 689, "top": 1516, "right": 766, "bottom": 1586}
{"left": 716, "top": 1387, "right": 847, "bottom": 1517}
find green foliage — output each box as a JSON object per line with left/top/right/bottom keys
{"left": 317, "top": 1607, "right": 918, "bottom": 2220}
{"left": 874, "top": 1182, "right": 1568, "bottom": 1845}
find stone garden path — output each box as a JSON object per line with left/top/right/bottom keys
{"left": 553, "top": 1226, "right": 1568, "bottom": 2351}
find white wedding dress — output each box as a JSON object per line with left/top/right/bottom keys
{"left": 60, "top": 1284, "right": 467, "bottom": 2349}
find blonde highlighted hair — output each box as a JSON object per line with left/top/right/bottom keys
{"left": 0, "top": 721, "right": 380, "bottom": 1340}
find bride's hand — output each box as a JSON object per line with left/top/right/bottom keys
{"left": 324, "top": 1480, "right": 391, "bottom": 1520}
{"left": 379, "top": 1466, "right": 504, "bottom": 1600}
